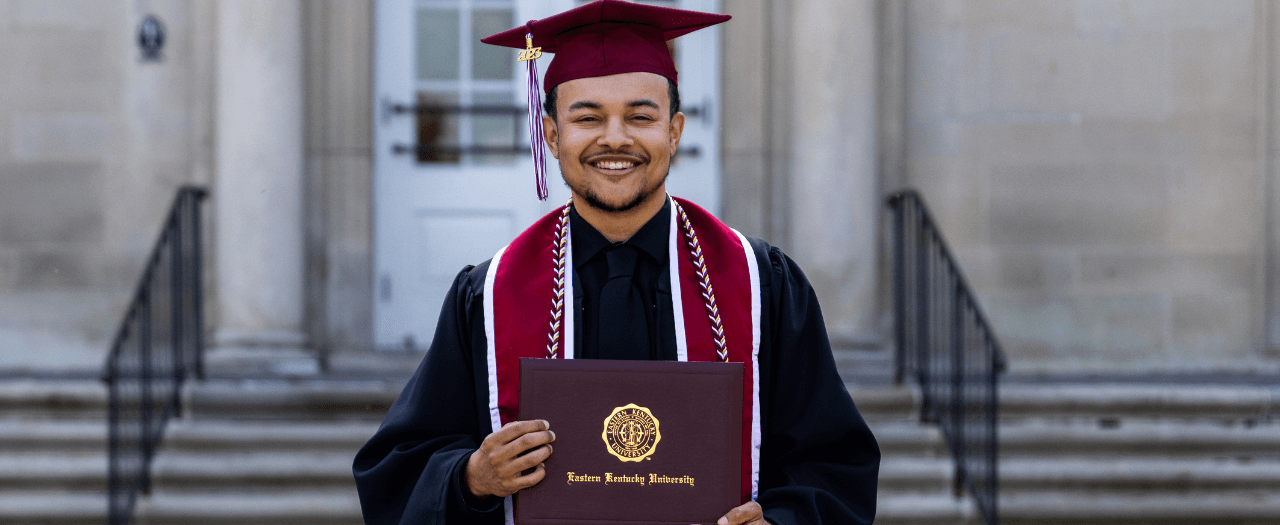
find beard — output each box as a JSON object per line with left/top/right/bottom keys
{"left": 560, "top": 162, "right": 670, "bottom": 213}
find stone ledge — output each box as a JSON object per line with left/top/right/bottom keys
{"left": 0, "top": 492, "right": 104, "bottom": 525}
{"left": 1000, "top": 457, "right": 1280, "bottom": 491}
{"left": 135, "top": 490, "right": 362, "bottom": 525}
{"left": 998, "top": 492, "right": 1280, "bottom": 525}
{"left": 203, "top": 347, "right": 319, "bottom": 377}
{"left": 183, "top": 379, "right": 397, "bottom": 421}
{"left": 874, "top": 493, "right": 975, "bottom": 525}
{"left": 0, "top": 454, "right": 104, "bottom": 490}
{"left": 1000, "top": 383, "right": 1280, "bottom": 419}
{"left": 0, "top": 380, "right": 105, "bottom": 416}
{"left": 0, "top": 420, "right": 104, "bottom": 452}
{"left": 999, "top": 419, "right": 1280, "bottom": 456}
{"left": 159, "top": 420, "right": 376, "bottom": 453}
{"left": 150, "top": 451, "right": 356, "bottom": 489}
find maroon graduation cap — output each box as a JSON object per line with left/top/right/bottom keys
{"left": 481, "top": 0, "right": 730, "bottom": 200}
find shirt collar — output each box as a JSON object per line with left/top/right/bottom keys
{"left": 570, "top": 198, "right": 671, "bottom": 268}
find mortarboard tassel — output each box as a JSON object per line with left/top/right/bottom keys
{"left": 520, "top": 26, "right": 549, "bottom": 201}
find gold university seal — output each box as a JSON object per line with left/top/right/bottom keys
{"left": 602, "top": 403, "right": 661, "bottom": 462}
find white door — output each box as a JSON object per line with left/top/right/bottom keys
{"left": 374, "top": 0, "right": 723, "bottom": 350}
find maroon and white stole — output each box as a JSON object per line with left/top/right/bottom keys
{"left": 482, "top": 196, "right": 762, "bottom": 523}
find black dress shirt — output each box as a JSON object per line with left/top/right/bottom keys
{"left": 570, "top": 199, "right": 679, "bottom": 361}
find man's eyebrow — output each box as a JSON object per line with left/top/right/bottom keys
{"left": 567, "top": 101, "right": 602, "bottom": 111}
{"left": 628, "top": 99, "right": 660, "bottom": 110}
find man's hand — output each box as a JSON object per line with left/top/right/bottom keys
{"left": 465, "top": 420, "right": 556, "bottom": 498}
{"left": 714, "top": 500, "right": 770, "bottom": 525}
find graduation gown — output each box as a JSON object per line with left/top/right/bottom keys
{"left": 353, "top": 204, "right": 880, "bottom": 525}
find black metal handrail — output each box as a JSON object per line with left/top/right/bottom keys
{"left": 102, "top": 186, "right": 207, "bottom": 525}
{"left": 887, "top": 189, "right": 1007, "bottom": 525}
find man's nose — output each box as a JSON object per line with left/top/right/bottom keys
{"left": 596, "top": 117, "right": 635, "bottom": 150}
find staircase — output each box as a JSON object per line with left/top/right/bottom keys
{"left": 0, "top": 380, "right": 107, "bottom": 525}
{"left": 849, "top": 378, "right": 1280, "bottom": 525}
{"left": 127, "top": 379, "right": 394, "bottom": 524}
{"left": 998, "top": 382, "right": 1280, "bottom": 525}
{"left": 0, "top": 377, "right": 394, "bottom": 525}
{"left": 850, "top": 382, "right": 978, "bottom": 524}
{"left": 7, "top": 367, "right": 1279, "bottom": 524}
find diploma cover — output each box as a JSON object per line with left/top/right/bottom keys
{"left": 516, "top": 358, "right": 743, "bottom": 525}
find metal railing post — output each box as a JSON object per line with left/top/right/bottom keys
{"left": 893, "top": 196, "right": 906, "bottom": 385}
{"left": 916, "top": 217, "right": 932, "bottom": 421}
{"left": 169, "top": 210, "right": 184, "bottom": 418}
{"left": 950, "top": 283, "right": 965, "bottom": 498}
{"left": 103, "top": 186, "right": 210, "bottom": 524}
{"left": 138, "top": 289, "right": 153, "bottom": 496}
{"left": 988, "top": 336, "right": 1000, "bottom": 524}
{"left": 106, "top": 337, "right": 121, "bottom": 525}
{"left": 886, "top": 190, "right": 1006, "bottom": 525}
{"left": 190, "top": 188, "right": 207, "bottom": 380}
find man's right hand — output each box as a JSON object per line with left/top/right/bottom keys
{"left": 465, "top": 419, "right": 556, "bottom": 498}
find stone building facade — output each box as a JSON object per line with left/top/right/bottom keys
{"left": 1, "top": 0, "right": 1277, "bottom": 376}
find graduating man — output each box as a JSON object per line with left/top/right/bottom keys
{"left": 354, "top": 2, "right": 879, "bottom": 524}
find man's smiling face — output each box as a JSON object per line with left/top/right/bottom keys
{"left": 543, "top": 72, "right": 684, "bottom": 214}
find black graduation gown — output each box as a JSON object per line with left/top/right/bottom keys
{"left": 353, "top": 208, "right": 880, "bottom": 525}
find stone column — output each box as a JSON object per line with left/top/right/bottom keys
{"left": 1264, "top": 0, "right": 1280, "bottom": 356}
{"left": 788, "top": 0, "right": 881, "bottom": 347}
{"left": 211, "top": 0, "right": 311, "bottom": 371}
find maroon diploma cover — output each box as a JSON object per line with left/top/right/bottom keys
{"left": 516, "top": 358, "right": 743, "bottom": 525}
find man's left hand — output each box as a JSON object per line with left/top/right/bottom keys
{"left": 714, "top": 501, "right": 770, "bottom": 525}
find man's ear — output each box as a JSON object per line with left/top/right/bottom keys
{"left": 668, "top": 112, "right": 685, "bottom": 154}
{"left": 542, "top": 115, "right": 559, "bottom": 159}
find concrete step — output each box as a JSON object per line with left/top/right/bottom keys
{"left": 833, "top": 346, "right": 895, "bottom": 386}
{"left": 158, "top": 419, "right": 377, "bottom": 454}
{"left": 998, "top": 492, "right": 1280, "bottom": 525}
{"left": 151, "top": 452, "right": 355, "bottom": 490}
{"left": 849, "top": 384, "right": 918, "bottom": 421}
{"left": 0, "top": 381, "right": 105, "bottom": 420}
{"left": 878, "top": 457, "right": 953, "bottom": 492}
{"left": 0, "top": 420, "right": 104, "bottom": 453}
{"left": 0, "top": 491, "right": 103, "bottom": 525}
{"left": 875, "top": 456, "right": 1280, "bottom": 501}
{"left": 135, "top": 490, "right": 362, "bottom": 525}
{"left": 184, "top": 379, "right": 399, "bottom": 421}
{"left": 875, "top": 492, "right": 975, "bottom": 525}
{"left": 1000, "top": 384, "right": 1280, "bottom": 422}
{"left": 1000, "top": 419, "right": 1280, "bottom": 457}
{"left": 1000, "top": 457, "right": 1280, "bottom": 493}
{"left": 0, "top": 454, "right": 104, "bottom": 491}
{"left": 864, "top": 421, "right": 948, "bottom": 457}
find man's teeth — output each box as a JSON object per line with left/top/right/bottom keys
{"left": 594, "top": 160, "right": 635, "bottom": 170}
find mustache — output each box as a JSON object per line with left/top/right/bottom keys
{"left": 582, "top": 150, "right": 649, "bottom": 164}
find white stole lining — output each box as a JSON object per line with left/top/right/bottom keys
{"left": 732, "top": 228, "right": 763, "bottom": 501}
{"left": 668, "top": 195, "right": 689, "bottom": 362}
{"left": 483, "top": 245, "right": 506, "bottom": 434}
{"left": 563, "top": 221, "right": 576, "bottom": 360}
{"left": 480, "top": 244, "right": 514, "bottom": 525}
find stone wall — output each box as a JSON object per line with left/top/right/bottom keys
{"left": 903, "top": 0, "right": 1276, "bottom": 372}
{"left": 0, "top": 0, "right": 214, "bottom": 372}
{"left": 4, "top": 0, "right": 1278, "bottom": 375}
